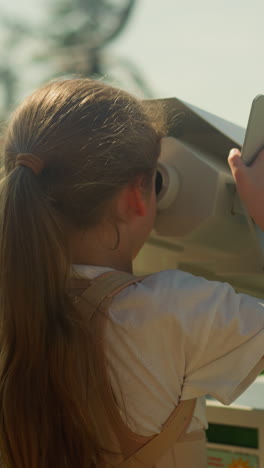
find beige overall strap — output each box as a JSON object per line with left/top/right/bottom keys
{"left": 71, "top": 271, "right": 142, "bottom": 320}
{"left": 116, "top": 399, "right": 197, "bottom": 468}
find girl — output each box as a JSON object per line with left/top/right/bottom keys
{"left": 0, "top": 78, "right": 264, "bottom": 468}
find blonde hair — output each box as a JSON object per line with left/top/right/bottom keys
{"left": 0, "top": 79, "right": 164, "bottom": 467}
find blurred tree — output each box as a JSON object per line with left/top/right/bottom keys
{"left": 39, "top": 0, "right": 153, "bottom": 97}
{"left": 0, "top": 0, "right": 153, "bottom": 120}
{"left": 47, "top": 0, "right": 137, "bottom": 75}
{"left": 0, "top": 18, "right": 31, "bottom": 118}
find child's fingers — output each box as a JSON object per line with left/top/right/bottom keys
{"left": 227, "top": 147, "right": 264, "bottom": 229}
{"left": 228, "top": 148, "right": 242, "bottom": 167}
{"left": 228, "top": 148, "right": 247, "bottom": 185}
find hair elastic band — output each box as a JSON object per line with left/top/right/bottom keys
{"left": 15, "top": 153, "right": 44, "bottom": 176}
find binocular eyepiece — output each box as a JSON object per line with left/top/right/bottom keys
{"left": 155, "top": 159, "right": 180, "bottom": 210}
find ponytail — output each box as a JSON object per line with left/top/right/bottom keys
{"left": 0, "top": 166, "right": 94, "bottom": 467}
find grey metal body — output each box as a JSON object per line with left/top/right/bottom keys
{"left": 134, "top": 97, "right": 264, "bottom": 299}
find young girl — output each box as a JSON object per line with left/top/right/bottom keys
{"left": 0, "top": 78, "right": 264, "bottom": 468}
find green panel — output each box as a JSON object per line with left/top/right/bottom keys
{"left": 206, "top": 424, "right": 258, "bottom": 449}
{"left": 207, "top": 448, "right": 258, "bottom": 467}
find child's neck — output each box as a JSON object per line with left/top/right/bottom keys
{"left": 73, "top": 254, "right": 133, "bottom": 274}
{"left": 69, "top": 225, "right": 134, "bottom": 273}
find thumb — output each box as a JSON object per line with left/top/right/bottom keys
{"left": 228, "top": 148, "right": 247, "bottom": 184}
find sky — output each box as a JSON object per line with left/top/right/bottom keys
{"left": 110, "top": 0, "right": 264, "bottom": 127}
{"left": 0, "top": 0, "right": 264, "bottom": 127}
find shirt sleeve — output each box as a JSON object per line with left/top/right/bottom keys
{"left": 144, "top": 269, "right": 264, "bottom": 405}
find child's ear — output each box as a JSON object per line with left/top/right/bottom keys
{"left": 126, "top": 176, "right": 147, "bottom": 217}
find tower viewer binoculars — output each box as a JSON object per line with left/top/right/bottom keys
{"left": 134, "top": 97, "right": 264, "bottom": 298}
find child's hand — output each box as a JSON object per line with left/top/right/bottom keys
{"left": 228, "top": 148, "right": 264, "bottom": 231}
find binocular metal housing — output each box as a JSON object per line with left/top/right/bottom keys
{"left": 134, "top": 98, "right": 264, "bottom": 298}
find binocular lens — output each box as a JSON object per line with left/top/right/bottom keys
{"left": 155, "top": 162, "right": 180, "bottom": 210}
{"left": 155, "top": 170, "right": 163, "bottom": 196}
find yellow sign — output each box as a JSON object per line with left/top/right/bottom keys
{"left": 228, "top": 458, "right": 253, "bottom": 468}
{"left": 208, "top": 449, "right": 258, "bottom": 467}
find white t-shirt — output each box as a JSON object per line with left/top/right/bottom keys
{"left": 73, "top": 264, "right": 264, "bottom": 436}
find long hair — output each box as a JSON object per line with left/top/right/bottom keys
{"left": 0, "top": 79, "right": 164, "bottom": 467}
